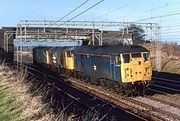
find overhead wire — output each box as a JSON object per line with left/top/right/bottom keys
{"left": 162, "top": 28, "right": 180, "bottom": 32}
{"left": 161, "top": 37, "right": 180, "bottom": 39}
{"left": 162, "top": 32, "right": 180, "bottom": 35}
{"left": 91, "top": 1, "right": 180, "bottom": 21}
{"left": 91, "top": 0, "right": 141, "bottom": 20}
{"left": 162, "top": 26, "right": 180, "bottom": 30}
{"left": 161, "top": 24, "right": 180, "bottom": 38}
{"left": 49, "top": 0, "right": 90, "bottom": 27}
{"left": 46, "top": 0, "right": 180, "bottom": 43}
{"left": 111, "top": 3, "right": 169, "bottom": 21}
{"left": 133, "top": 9, "right": 180, "bottom": 22}
{"left": 57, "top": 0, "right": 104, "bottom": 27}
{"left": 161, "top": 27, "right": 180, "bottom": 40}
{"left": 161, "top": 34, "right": 180, "bottom": 36}
{"left": 161, "top": 36, "right": 180, "bottom": 38}
{"left": 113, "top": 1, "right": 180, "bottom": 21}
{"left": 162, "top": 24, "right": 180, "bottom": 28}
{"left": 161, "top": 38, "right": 180, "bottom": 41}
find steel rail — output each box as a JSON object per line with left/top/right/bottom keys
{"left": 14, "top": 62, "right": 180, "bottom": 120}
{"left": 153, "top": 80, "right": 180, "bottom": 87}
{"left": 15, "top": 62, "right": 147, "bottom": 121}
{"left": 148, "top": 88, "right": 180, "bottom": 99}
{"left": 68, "top": 77, "right": 179, "bottom": 121}
{"left": 28, "top": 65, "right": 147, "bottom": 120}
{"left": 153, "top": 77, "right": 180, "bottom": 84}
{"left": 151, "top": 84, "right": 180, "bottom": 93}
{"left": 143, "top": 95, "right": 180, "bottom": 109}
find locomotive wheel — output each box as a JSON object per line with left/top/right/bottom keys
{"left": 68, "top": 70, "right": 73, "bottom": 77}
{"left": 127, "top": 90, "right": 134, "bottom": 97}
{"left": 59, "top": 68, "right": 62, "bottom": 74}
{"left": 143, "top": 82, "right": 150, "bottom": 95}
{"left": 123, "top": 83, "right": 134, "bottom": 96}
{"left": 84, "top": 75, "right": 90, "bottom": 83}
{"left": 79, "top": 72, "right": 83, "bottom": 81}
{"left": 75, "top": 71, "right": 79, "bottom": 79}
{"left": 106, "top": 80, "right": 113, "bottom": 91}
{"left": 99, "top": 79, "right": 106, "bottom": 87}
{"left": 64, "top": 69, "right": 68, "bottom": 76}
{"left": 77, "top": 72, "right": 81, "bottom": 79}
{"left": 114, "top": 85, "right": 123, "bottom": 94}
{"left": 88, "top": 76, "right": 97, "bottom": 85}
{"left": 135, "top": 82, "right": 144, "bottom": 96}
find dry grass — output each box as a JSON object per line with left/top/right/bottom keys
{"left": 0, "top": 63, "right": 103, "bottom": 121}
{"left": 161, "top": 59, "right": 180, "bottom": 74}
{"left": 141, "top": 42, "right": 180, "bottom": 74}
{"left": 142, "top": 42, "right": 180, "bottom": 59}
{"left": 0, "top": 63, "right": 55, "bottom": 121}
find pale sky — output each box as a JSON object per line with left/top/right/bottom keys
{"left": 1, "top": 0, "right": 180, "bottom": 42}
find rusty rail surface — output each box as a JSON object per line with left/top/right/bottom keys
{"left": 14, "top": 62, "right": 180, "bottom": 121}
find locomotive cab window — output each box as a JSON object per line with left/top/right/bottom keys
{"left": 67, "top": 51, "right": 74, "bottom": 57}
{"left": 131, "top": 53, "right": 142, "bottom": 58}
{"left": 143, "top": 53, "right": 149, "bottom": 61}
{"left": 123, "top": 54, "right": 130, "bottom": 63}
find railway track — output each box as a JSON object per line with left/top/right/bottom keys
{"left": 67, "top": 77, "right": 180, "bottom": 121}
{"left": 150, "top": 77, "right": 180, "bottom": 94}
{"left": 131, "top": 95, "right": 180, "bottom": 120}
{"left": 143, "top": 95, "right": 180, "bottom": 109}
{"left": 14, "top": 62, "right": 146, "bottom": 121}
{"left": 13, "top": 62, "right": 180, "bottom": 121}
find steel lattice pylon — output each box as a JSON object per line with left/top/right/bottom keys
{"left": 15, "top": 20, "right": 161, "bottom": 71}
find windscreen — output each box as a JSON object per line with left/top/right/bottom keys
{"left": 143, "top": 53, "right": 149, "bottom": 61}
{"left": 67, "top": 51, "right": 74, "bottom": 57}
{"left": 131, "top": 53, "right": 141, "bottom": 58}
{"left": 123, "top": 54, "right": 130, "bottom": 63}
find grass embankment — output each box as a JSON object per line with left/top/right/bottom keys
{"left": 0, "top": 64, "right": 54, "bottom": 121}
{"left": 0, "top": 64, "right": 99, "bottom": 121}
{"left": 0, "top": 89, "right": 23, "bottom": 120}
{"left": 161, "top": 59, "right": 180, "bottom": 74}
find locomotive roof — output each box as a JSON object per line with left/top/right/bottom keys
{"left": 48, "top": 46, "right": 75, "bottom": 52}
{"left": 33, "top": 46, "right": 75, "bottom": 52}
{"left": 33, "top": 47, "right": 50, "bottom": 52}
{"left": 33, "top": 45, "right": 149, "bottom": 55}
{"left": 75, "top": 45, "right": 149, "bottom": 55}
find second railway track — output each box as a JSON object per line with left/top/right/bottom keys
{"left": 150, "top": 76, "right": 180, "bottom": 94}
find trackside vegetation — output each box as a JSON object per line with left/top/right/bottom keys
{"left": 0, "top": 63, "right": 101, "bottom": 121}
{"left": 0, "top": 64, "right": 55, "bottom": 121}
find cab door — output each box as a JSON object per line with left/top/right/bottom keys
{"left": 65, "top": 51, "right": 74, "bottom": 70}
{"left": 120, "top": 53, "right": 131, "bottom": 83}
{"left": 115, "top": 55, "right": 121, "bottom": 82}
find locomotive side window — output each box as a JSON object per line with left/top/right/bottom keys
{"left": 131, "top": 53, "right": 141, "bottom": 58}
{"left": 123, "top": 54, "right": 130, "bottom": 63}
{"left": 143, "top": 53, "right": 149, "bottom": 61}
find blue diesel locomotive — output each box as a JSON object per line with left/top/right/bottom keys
{"left": 33, "top": 45, "right": 152, "bottom": 95}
